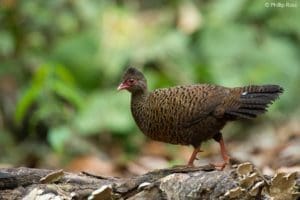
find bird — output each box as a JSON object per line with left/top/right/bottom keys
{"left": 117, "top": 67, "right": 283, "bottom": 169}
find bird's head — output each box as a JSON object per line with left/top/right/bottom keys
{"left": 117, "top": 67, "right": 147, "bottom": 93}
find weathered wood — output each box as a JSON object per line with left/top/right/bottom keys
{"left": 0, "top": 163, "right": 299, "bottom": 200}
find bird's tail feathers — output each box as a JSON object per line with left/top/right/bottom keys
{"left": 225, "top": 85, "right": 283, "bottom": 119}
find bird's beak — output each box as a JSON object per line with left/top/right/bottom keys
{"left": 117, "top": 82, "right": 129, "bottom": 91}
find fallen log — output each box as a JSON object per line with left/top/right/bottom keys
{"left": 0, "top": 163, "right": 299, "bottom": 200}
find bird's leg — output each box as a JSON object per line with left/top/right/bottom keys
{"left": 211, "top": 132, "right": 230, "bottom": 170}
{"left": 187, "top": 145, "right": 201, "bottom": 166}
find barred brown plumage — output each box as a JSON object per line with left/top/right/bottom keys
{"left": 118, "top": 67, "right": 284, "bottom": 169}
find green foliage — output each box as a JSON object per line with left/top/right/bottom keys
{"left": 74, "top": 91, "right": 134, "bottom": 135}
{"left": 0, "top": 0, "right": 299, "bottom": 162}
{"left": 51, "top": 32, "right": 102, "bottom": 89}
{"left": 48, "top": 126, "right": 72, "bottom": 153}
{"left": 15, "top": 64, "right": 83, "bottom": 126}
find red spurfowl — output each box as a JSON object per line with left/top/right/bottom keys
{"left": 118, "top": 67, "right": 283, "bottom": 169}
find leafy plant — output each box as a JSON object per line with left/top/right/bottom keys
{"left": 14, "top": 64, "right": 83, "bottom": 145}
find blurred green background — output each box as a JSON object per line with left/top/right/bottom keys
{"left": 0, "top": 0, "right": 299, "bottom": 173}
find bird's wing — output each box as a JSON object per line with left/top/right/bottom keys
{"left": 150, "top": 84, "right": 229, "bottom": 128}
{"left": 180, "top": 85, "right": 229, "bottom": 128}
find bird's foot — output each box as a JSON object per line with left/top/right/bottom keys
{"left": 209, "top": 161, "right": 228, "bottom": 171}
{"left": 187, "top": 148, "right": 203, "bottom": 166}
{"left": 194, "top": 150, "right": 204, "bottom": 161}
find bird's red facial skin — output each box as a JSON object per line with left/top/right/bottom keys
{"left": 117, "top": 79, "right": 137, "bottom": 91}
{"left": 117, "top": 82, "right": 129, "bottom": 90}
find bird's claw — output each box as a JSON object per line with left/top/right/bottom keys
{"left": 209, "top": 162, "right": 228, "bottom": 170}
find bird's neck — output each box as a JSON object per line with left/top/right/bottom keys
{"left": 131, "top": 89, "right": 148, "bottom": 107}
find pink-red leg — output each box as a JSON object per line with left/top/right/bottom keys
{"left": 212, "top": 132, "right": 230, "bottom": 170}
{"left": 187, "top": 146, "right": 201, "bottom": 166}
{"left": 219, "top": 137, "right": 230, "bottom": 164}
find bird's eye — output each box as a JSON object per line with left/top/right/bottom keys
{"left": 128, "top": 79, "right": 135, "bottom": 83}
